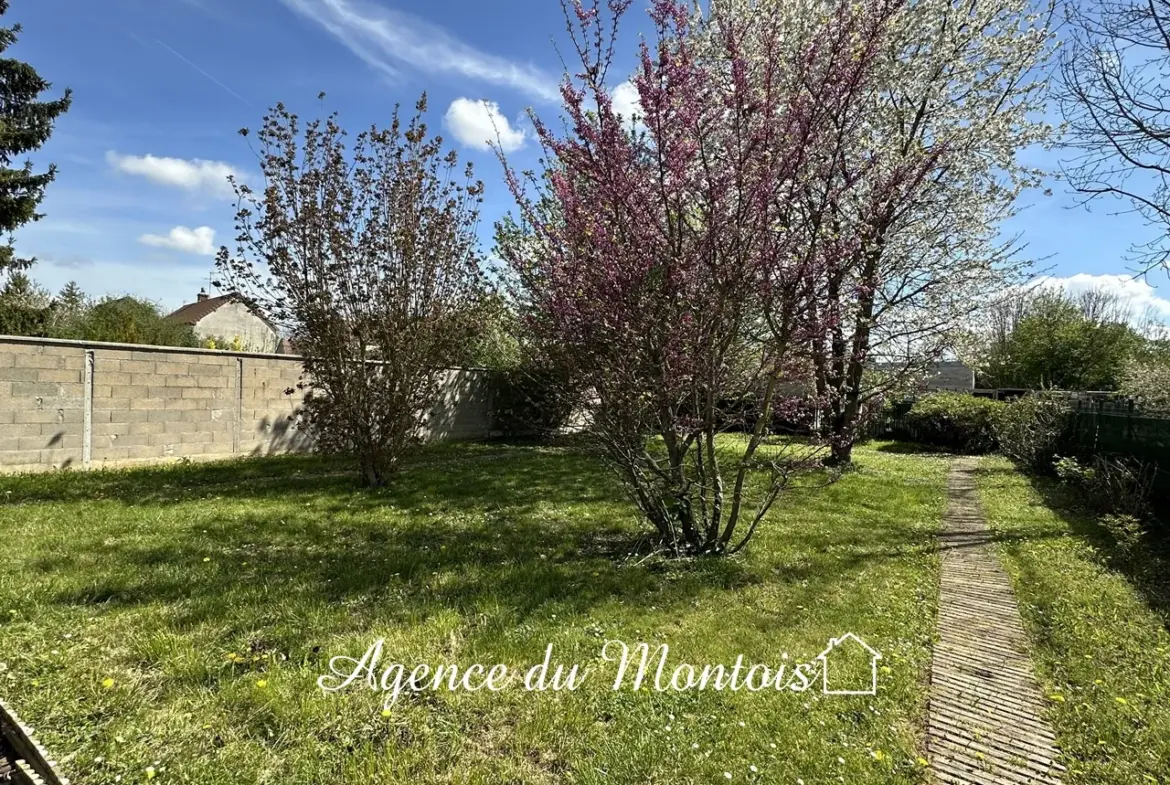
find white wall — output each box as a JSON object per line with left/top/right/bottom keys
{"left": 194, "top": 302, "right": 280, "bottom": 354}
{"left": 923, "top": 362, "right": 975, "bottom": 391}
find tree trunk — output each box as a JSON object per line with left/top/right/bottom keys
{"left": 821, "top": 225, "right": 886, "bottom": 467}
{"left": 359, "top": 453, "right": 386, "bottom": 488}
{"left": 825, "top": 438, "right": 854, "bottom": 467}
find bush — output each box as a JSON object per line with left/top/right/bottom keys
{"left": 711, "top": 392, "right": 821, "bottom": 436}
{"left": 492, "top": 363, "right": 575, "bottom": 440}
{"left": 903, "top": 392, "right": 1004, "bottom": 453}
{"left": 1054, "top": 454, "right": 1156, "bottom": 521}
{"left": 1099, "top": 513, "right": 1149, "bottom": 560}
{"left": 78, "top": 296, "right": 199, "bottom": 347}
{"left": 994, "top": 392, "right": 1072, "bottom": 472}
{"left": 1120, "top": 356, "right": 1170, "bottom": 412}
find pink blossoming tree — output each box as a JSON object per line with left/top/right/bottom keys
{"left": 498, "top": 0, "right": 904, "bottom": 554}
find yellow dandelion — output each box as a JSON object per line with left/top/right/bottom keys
{"left": 917, "top": 757, "right": 929, "bottom": 766}
{"left": 255, "top": 679, "right": 268, "bottom": 688}
{"left": 145, "top": 766, "right": 156, "bottom": 779}
{"left": 381, "top": 708, "right": 392, "bottom": 717}
{"left": 102, "top": 678, "right": 115, "bottom": 689}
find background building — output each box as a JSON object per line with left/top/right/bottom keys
{"left": 167, "top": 290, "right": 282, "bottom": 354}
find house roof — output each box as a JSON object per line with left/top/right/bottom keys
{"left": 167, "top": 294, "right": 237, "bottom": 325}
{"left": 166, "top": 293, "right": 280, "bottom": 334}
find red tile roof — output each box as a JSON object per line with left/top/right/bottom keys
{"left": 166, "top": 294, "right": 237, "bottom": 325}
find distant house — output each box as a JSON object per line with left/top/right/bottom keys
{"left": 167, "top": 290, "right": 282, "bottom": 354}
{"left": 869, "top": 360, "right": 976, "bottom": 393}
{"left": 920, "top": 361, "right": 975, "bottom": 392}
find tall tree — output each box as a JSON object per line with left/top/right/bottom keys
{"left": 1074, "top": 285, "right": 1132, "bottom": 326}
{"left": 55, "top": 279, "right": 85, "bottom": 311}
{"left": 77, "top": 296, "right": 199, "bottom": 348}
{"left": 499, "top": 0, "right": 901, "bottom": 555}
{"left": 0, "top": 268, "right": 49, "bottom": 334}
{"left": 46, "top": 279, "right": 89, "bottom": 337}
{"left": 981, "top": 289, "right": 1146, "bottom": 390}
{"left": 719, "top": 0, "right": 1055, "bottom": 464}
{"left": 0, "top": 0, "right": 71, "bottom": 280}
{"left": 216, "top": 96, "right": 486, "bottom": 487}
{"left": 1058, "top": 0, "right": 1170, "bottom": 275}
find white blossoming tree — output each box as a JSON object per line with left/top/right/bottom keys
{"left": 714, "top": 0, "right": 1056, "bottom": 463}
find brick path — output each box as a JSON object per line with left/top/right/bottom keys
{"left": 927, "top": 459, "right": 1065, "bottom": 785}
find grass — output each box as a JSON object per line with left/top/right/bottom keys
{"left": 975, "top": 457, "right": 1170, "bottom": 784}
{"left": 0, "top": 441, "right": 949, "bottom": 784}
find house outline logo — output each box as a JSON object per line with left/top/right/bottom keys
{"left": 815, "top": 633, "right": 882, "bottom": 695}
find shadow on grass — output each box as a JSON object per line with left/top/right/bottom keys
{"left": 0, "top": 442, "right": 573, "bottom": 508}
{"left": 40, "top": 517, "right": 761, "bottom": 632}
{"left": 865, "top": 440, "right": 963, "bottom": 457}
{"left": 973, "top": 461, "right": 1170, "bottom": 635}
{"left": 2, "top": 441, "right": 969, "bottom": 656}
{"left": 13, "top": 443, "right": 780, "bottom": 637}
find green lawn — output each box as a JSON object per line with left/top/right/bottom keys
{"left": 0, "top": 442, "right": 947, "bottom": 784}
{"left": 975, "top": 457, "right": 1170, "bottom": 784}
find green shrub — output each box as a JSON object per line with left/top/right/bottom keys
{"left": 903, "top": 392, "right": 1004, "bottom": 453}
{"left": 993, "top": 392, "right": 1072, "bottom": 472}
{"left": 78, "top": 296, "right": 199, "bottom": 347}
{"left": 1054, "top": 453, "right": 1156, "bottom": 521}
{"left": 1053, "top": 454, "right": 1094, "bottom": 485}
{"left": 1099, "top": 513, "right": 1149, "bottom": 560}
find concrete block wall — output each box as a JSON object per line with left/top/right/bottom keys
{"left": 0, "top": 342, "right": 87, "bottom": 471}
{"left": 0, "top": 336, "right": 494, "bottom": 473}
{"left": 421, "top": 368, "right": 496, "bottom": 442}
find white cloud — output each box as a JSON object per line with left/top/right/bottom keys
{"left": 444, "top": 98, "right": 526, "bottom": 152}
{"left": 611, "top": 80, "right": 642, "bottom": 123}
{"left": 39, "top": 253, "right": 95, "bottom": 269}
{"left": 1032, "top": 273, "right": 1170, "bottom": 323}
{"left": 138, "top": 226, "right": 217, "bottom": 256}
{"left": 106, "top": 151, "right": 242, "bottom": 198}
{"left": 279, "top": 0, "right": 560, "bottom": 102}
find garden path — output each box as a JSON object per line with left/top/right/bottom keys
{"left": 926, "top": 458, "right": 1065, "bottom": 785}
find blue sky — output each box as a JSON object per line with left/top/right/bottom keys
{"left": 10, "top": 0, "right": 1170, "bottom": 320}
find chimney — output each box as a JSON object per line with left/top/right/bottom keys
{"left": 197, "top": 288, "right": 209, "bottom": 303}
